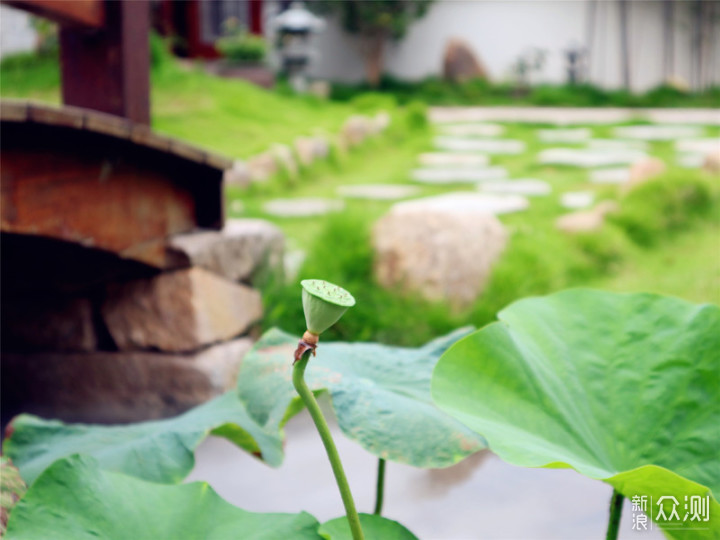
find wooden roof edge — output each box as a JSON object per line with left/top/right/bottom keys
{"left": 0, "top": 99, "right": 233, "bottom": 171}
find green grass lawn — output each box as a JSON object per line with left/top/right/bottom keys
{"left": 0, "top": 50, "right": 356, "bottom": 158}
{"left": 3, "top": 50, "right": 718, "bottom": 345}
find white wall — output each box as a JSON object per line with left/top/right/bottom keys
{"left": 308, "top": 0, "right": 720, "bottom": 92}
{"left": 0, "top": 5, "right": 36, "bottom": 59}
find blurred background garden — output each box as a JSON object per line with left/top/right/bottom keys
{"left": 1, "top": 1, "right": 718, "bottom": 538}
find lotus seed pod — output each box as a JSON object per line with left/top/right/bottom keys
{"left": 301, "top": 279, "right": 355, "bottom": 335}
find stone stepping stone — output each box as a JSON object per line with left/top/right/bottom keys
{"left": 537, "top": 128, "right": 591, "bottom": 143}
{"left": 263, "top": 198, "right": 344, "bottom": 217}
{"left": 613, "top": 125, "right": 704, "bottom": 140}
{"left": 478, "top": 179, "right": 551, "bottom": 196}
{"left": 411, "top": 167, "right": 508, "bottom": 184}
{"left": 336, "top": 184, "right": 420, "bottom": 200}
{"left": 677, "top": 154, "right": 705, "bottom": 169}
{"left": 586, "top": 138, "right": 649, "bottom": 151}
{"left": 437, "top": 123, "right": 505, "bottom": 137}
{"left": 561, "top": 191, "right": 595, "bottom": 209}
{"left": 589, "top": 168, "right": 630, "bottom": 184}
{"left": 539, "top": 148, "right": 646, "bottom": 167}
{"left": 394, "top": 192, "right": 529, "bottom": 216}
{"left": 417, "top": 152, "right": 489, "bottom": 168}
{"left": 435, "top": 136, "right": 526, "bottom": 154}
{"left": 675, "top": 138, "right": 720, "bottom": 154}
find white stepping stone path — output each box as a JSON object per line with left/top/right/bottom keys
{"left": 539, "top": 148, "right": 646, "bottom": 167}
{"left": 589, "top": 168, "right": 631, "bottom": 184}
{"left": 411, "top": 167, "right": 508, "bottom": 184}
{"left": 437, "top": 123, "right": 505, "bottom": 137}
{"left": 676, "top": 153, "right": 705, "bottom": 169}
{"left": 336, "top": 184, "right": 420, "bottom": 200}
{"left": 417, "top": 152, "right": 489, "bottom": 168}
{"left": 435, "top": 136, "right": 526, "bottom": 154}
{"left": 479, "top": 179, "right": 551, "bottom": 196}
{"left": 393, "top": 192, "right": 529, "bottom": 216}
{"left": 561, "top": 191, "right": 595, "bottom": 209}
{"left": 675, "top": 138, "right": 720, "bottom": 154}
{"left": 586, "top": 138, "right": 649, "bottom": 151}
{"left": 263, "top": 198, "right": 344, "bottom": 217}
{"left": 537, "top": 128, "right": 591, "bottom": 143}
{"left": 613, "top": 125, "right": 704, "bottom": 140}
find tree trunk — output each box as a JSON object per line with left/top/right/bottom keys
{"left": 363, "top": 32, "right": 385, "bottom": 88}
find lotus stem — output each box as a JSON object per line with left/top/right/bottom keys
{"left": 605, "top": 488, "right": 624, "bottom": 540}
{"left": 293, "top": 354, "right": 364, "bottom": 540}
{"left": 373, "top": 458, "right": 386, "bottom": 516}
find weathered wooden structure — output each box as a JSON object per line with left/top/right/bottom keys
{"left": 1, "top": 101, "right": 283, "bottom": 425}
{"left": 4, "top": 0, "right": 150, "bottom": 123}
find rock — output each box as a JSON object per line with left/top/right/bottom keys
{"left": 373, "top": 206, "right": 507, "bottom": 307}
{"left": 479, "top": 179, "right": 551, "bottom": 196}
{"left": 373, "top": 111, "right": 391, "bottom": 133}
{"left": 1, "top": 337, "right": 254, "bottom": 423}
{"left": 537, "top": 128, "right": 591, "bottom": 143}
{"left": 435, "top": 136, "right": 525, "bottom": 154}
{"left": 587, "top": 139, "right": 648, "bottom": 151}
{"left": 310, "top": 135, "right": 330, "bottom": 160}
{"left": 589, "top": 167, "right": 630, "bottom": 184}
{"left": 393, "top": 192, "right": 529, "bottom": 216}
{"left": 223, "top": 160, "right": 252, "bottom": 188}
{"left": 336, "top": 184, "right": 420, "bottom": 200}
{"left": 2, "top": 297, "right": 97, "bottom": 352}
{"left": 627, "top": 157, "right": 666, "bottom": 190}
{"left": 294, "top": 137, "right": 316, "bottom": 166}
{"left": 411, "top": 167, "right": 507, "bottom": 184}
{"left": 675, "top": 138, "right": 719, "bottom": 154}
{"left": 418, "top": 153, "right": 489, "bottom": 168}
{"left": 703, "top": 150, "right": 720, "bottom": 174}
{"left": 555, "top": 201, "right": 618, "bottom": 233}
{"left": 308, "top": 80, "right": 330, "bottom": 99}
{"left": 539, "top": 148, "right": 646, "bottom": 167}
{"left": 438, "top": 124, "right": 504, "bottom": 137}
{"left": 167, "top": 219, "right": 284, "bottom": 283}
{"left": 614, "top": 125, "right": 703, "bottom": 140}
{"left": 560, "top": 191, "right": 595, "bottom": 209}
{"left": 677, "top": 153, "right": 704, "bottom": 169}
{"left": 442, "top": 38, "right": 488, "bottom": 83}
{"left": 341, "top": 115, "right": 372, "bottom": 147}
{"left": 263, "top": 198, "right": 345, "bottom": 218}
{"left": 271, "top": 143, "right": 298, "bottom": 179}
{"left": 248, "top": 152, "right": 277, "bottom": 182}
{"left": 102, "top": 268, "right": 262, "bottom": 352}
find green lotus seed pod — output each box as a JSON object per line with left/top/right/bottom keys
{"left": 301, "top": 279, "right": 355, "bottom": 335}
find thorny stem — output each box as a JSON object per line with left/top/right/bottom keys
{"left": 373, "top": 458, "right": 386, "bottom": 516}
{"left": 605, "top": 488, "right": 624, "bottom": 540}
{"left": 293, "top": 354, "right": 364, "bottom": 540}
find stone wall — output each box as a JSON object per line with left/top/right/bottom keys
{"left": 1, "top": 219, "right": 284, "bottom": 424}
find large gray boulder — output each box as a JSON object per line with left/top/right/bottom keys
{"left": 167, "top": 218, "right": 284, "bottom": 284}
{"left": 102, "top": 267, "right": 262, "bottom": 352}
{"left": 373, "top": 203, "right": 508, "bottom": 307}
{"left": 2, "top": 337, "right": 254, "bottom": 423}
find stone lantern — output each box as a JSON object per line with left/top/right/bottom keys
{"left": 272, "top": 1, "right": 325, "bottom": 92}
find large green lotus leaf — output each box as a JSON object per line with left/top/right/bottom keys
{"left": 4, "top": 454, "right": 321, "bottom": 540}
{"left": 237, "top": 327, "right": 485, "bottom": 468}
{"left": 432, "top": 289, "right": 720, "bottom": 539}
{"left": 319, "top": 514, "right": 418, "bottom": 539}
{"left": 3, "top": 391, "right": 284, "bottom": 486}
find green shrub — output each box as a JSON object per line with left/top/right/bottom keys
{"left": 609, "top": 172, "right": 718, "bottom": 246}
{"left": 350, "top": 92, "right": 397, "bottom": 113}
{"left": 404, "top": 100, "right": 428, "bottom": 131}
{"left": 216, "top": 30, "right": 267, "bottom": 63}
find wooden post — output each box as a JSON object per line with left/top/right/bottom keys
{"left": 59, "top": 0, "right": 150, "bottom": 124}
